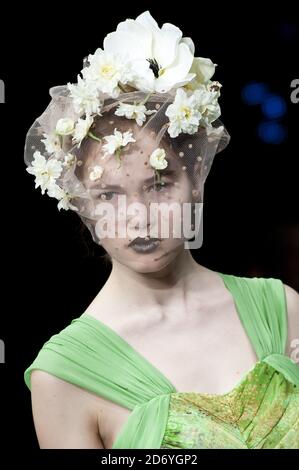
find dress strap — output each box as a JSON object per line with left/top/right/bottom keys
{"left": 24, "top": 315, "right": 175, "bottom": 448}
{"left": 219, "top": 273, "right": 299, "bottom": 387}
{"left": 24, "top": 315, "right": 175, "bottom": 412}
{"left": 219, "top": 274, "right": 287, "bottom": 359}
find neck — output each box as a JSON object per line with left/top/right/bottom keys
{"left": 101, "top": 247, "right": 203, "bottom": 309}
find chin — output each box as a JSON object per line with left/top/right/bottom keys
{"left": 126, "top": 242, "right": 183, "bottom": 273}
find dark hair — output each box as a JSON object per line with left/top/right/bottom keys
{"left": 75, "top": 216, "right": 113, "bottom": 267}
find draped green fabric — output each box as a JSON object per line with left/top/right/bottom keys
{"left": 24, "top": 273, "right": 299, "bottom": 448}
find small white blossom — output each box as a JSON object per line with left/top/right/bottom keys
{"left": 72, "top": 115, "right": 94, "bottom": 147}
{"left": 41, "top": 133, "right": 61, "bottom": 154}
{"left": 82, "top": 49, "right": 134, "bottom": 98}
{"left": 102, "top": 128, "right": 136, "bottom": 156}
{"left": 63, "top": 153, "right": 77, "bottom": 168}
{"left": 165, "top": 88, "right": 202, "bottom": 138}
{"left": 115, "top": 102, "right": 156, "bottom": 126}
{"left": 89, "top": 165, "right": 104, "bottom": 181}
{"left": 67, "top": 75, "right": 102, "bottom": 115}
{"left": 47, "top": 184, "right": 78, "bottom": 211}
{"left": 149, "top": 148, "right": 168, "bottom": 170}
{"left": 194, "top": 82, "right": 221, "bottom": 126}
{"left": 26, "top": 151, "right": 63, "bottom": 194}
{"left": 55, "top": 118, "right": 75, "bottom": 136}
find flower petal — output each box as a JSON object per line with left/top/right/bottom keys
{"left": 155, "top": 42, "right": 194, "bottom": 92}
{"left": 191, "top": 57, "right": 216, "bottom": 84}
{"left": 135, "top": 10, "right": 159, "bottom": 31}
{"left": 152, "top": 23, "right": 183, "bottom": 68}
{"left": 181, "top": 37, "right": 195, "bottom": 55}
{"left": 104, "top": 30, "right": 151, "bottom": 60}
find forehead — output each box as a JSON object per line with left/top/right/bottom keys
{"left": 81, "top": 130, "right": 181, "bottom": 187}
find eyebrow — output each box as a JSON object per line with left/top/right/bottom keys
{"left": 143, "top": 169, "right": 177, "bottom": 183}
{"left": 89, "top": 169, "right": 177, "bottom": 189}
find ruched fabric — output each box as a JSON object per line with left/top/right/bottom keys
{"left": 24, "top": 273, "right": 299, "bottom": 448}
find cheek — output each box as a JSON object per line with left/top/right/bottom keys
{"left": 165, "top": 177, "right": 193, "bottom": 204}
{"left": 100, "top": 238, "right": 124, "bottom": 258}
{"left": 179, "top": 173, "right": 193, "bottom": 198}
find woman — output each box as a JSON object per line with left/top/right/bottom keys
{"left": 24, "top": 11, "right": 299, "bottom": 449}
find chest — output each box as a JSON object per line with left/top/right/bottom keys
{"left": 95, "top": 299, "right": 258, "bottom": 448}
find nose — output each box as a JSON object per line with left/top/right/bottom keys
{"left": 128, "top": 207, "right": 151, "bottom": 234}
{"left": 126, "top": 195, "right": 155, "bottom": 239}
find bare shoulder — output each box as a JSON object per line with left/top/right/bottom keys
{"left": 283, "top": 283, "right": 299, "bottom": 358}
{"left": 31, "top": 370, "right": 105, "bottom": 448}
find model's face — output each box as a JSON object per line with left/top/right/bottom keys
{"left": 80, "top": 129, "right": 196, "bottom": 273}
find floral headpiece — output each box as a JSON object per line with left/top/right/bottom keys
{"left": 24, "top": 10, "right": 230, "bottom": 213}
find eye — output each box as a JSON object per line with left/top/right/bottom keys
{"left": 148, "top": 181, "right": 172, "bottom": 192}
{"left": 97, "top": 191, "right": 118, "bottom": 201}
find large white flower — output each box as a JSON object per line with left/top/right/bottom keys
{"left": 67, "top": 75, "right": 103, "bottom": 115}
{"left": 149, "top": 148, "right": 168, "bottom": 170}
{"left": 165, "top": 88, "right": 202, "bottom": 138}
{"left": 26, "top": 151, "right": 63, "bottom": 194}
{"left": 41, "top": 133, "right": 61, "bottom": 154}
{"left": 102, "top": 128, "right": 136, "bottom": 156}
{"left": 82, "top": 49, "right": 134, "bottom": 98}
{"left": 103, "top": 10, "right": 195, "bottom": 93}
{"left": 115, "top": 102, "right": 156, "bottom": 126}
{"left": 47, "top": 184, "right": 78, "bottom": 211}
{"left": 72, "top": 114, "right": 94, "bottom": 147}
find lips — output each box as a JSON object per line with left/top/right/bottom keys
{"left": 128, "top": 236, "right": 161, "bottom": 247}
{"left": 128, "top": 236, "right": 162, "bottom": 254}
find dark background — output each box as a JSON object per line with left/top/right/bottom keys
{"left": 0, "top": 1, "right": 298, "bottom": 464}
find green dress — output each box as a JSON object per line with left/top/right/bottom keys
{"left": 24, "top": 273, "right": 299, "bottom": 449}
